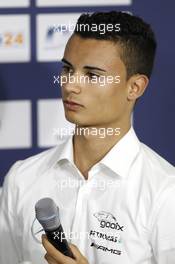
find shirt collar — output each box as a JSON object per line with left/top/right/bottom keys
{"left": 49, "top": 127, "right": 140, "bottom": 178}
{"left": 49, "top": 135, "right": 74, "bottom": 168}
{"left": 99, "top": 127, "right": 140, "bottom": 178}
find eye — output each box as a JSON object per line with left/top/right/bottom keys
{"left": 87, "top": 72, "right": 100, "bottom": 79}
{"left": 62, "top": 65, "right": 73, "bottom": 74}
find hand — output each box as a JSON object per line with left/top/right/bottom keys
{"left": 42, "top": 235, "right": 89, "bottom": 264}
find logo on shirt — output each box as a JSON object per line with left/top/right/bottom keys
{"left": 93, "top": 211, "right": 124, "bottom": 231}
{"left": 90, "top": 241, "right": 122, "bottom": 255}
{"left": 90, "top": 211, "right": 124, "bottom": 256}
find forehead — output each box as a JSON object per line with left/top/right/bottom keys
{"left": 63, "top": 34, "right": 125, "bottom": 71}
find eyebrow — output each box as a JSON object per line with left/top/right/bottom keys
{"left": 61, "top": 58, "right": 107, "bottom": 72}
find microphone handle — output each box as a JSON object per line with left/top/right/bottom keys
{"left": 45, "top": 224, "right": 75, "bottom": 259}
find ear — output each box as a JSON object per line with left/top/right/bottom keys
{"left": 127, "top": 74, "right": 149, "bottom": 101}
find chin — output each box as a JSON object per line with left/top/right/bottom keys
{"left": 64, "top": 111, "right": 99, "bottom": 127}
{"left": 65, "top": 116, "right": 88, "bottom": 127}
{"left": 65, "top": 116, "right": 76, "bottom": 124}
{"left": 64, "top": 113, "right": 80, "bottom": 124}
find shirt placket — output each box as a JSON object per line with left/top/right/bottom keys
{"left": 70, "top": 180, "right": 90, "bottom": 247}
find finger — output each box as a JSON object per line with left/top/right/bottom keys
{"left": 69, "top": 244, "right": 85, "bottom": 260}
{"left": 45, "top": 253, "right": 59, "bottom": 264}
{"left": 42, "top": 235, "right": 73, "bottom": 264}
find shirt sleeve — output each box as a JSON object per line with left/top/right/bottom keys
{"left": 0, "top": 161, "right": 22, "bottom": 264}
{"left": 151, "top": 186, "right": 175, "bottom": 264}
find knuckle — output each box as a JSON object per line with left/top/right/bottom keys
{"left": 45, "top": 254, "right": 49, "bottom": 260}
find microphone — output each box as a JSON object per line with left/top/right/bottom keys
{"left": 35, "top": 197, "right": 74, "bottom": 259}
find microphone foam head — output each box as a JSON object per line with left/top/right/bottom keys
{"left": 35, "top": 197, "right": 60, "bottom": 231}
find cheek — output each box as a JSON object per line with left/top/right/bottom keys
{"left": 83, "top": 91, "right": 113, "bottom": 119}
{"left": 96, "top": 82, "right": 125, "bottom": 104}
{"left": 109, "top": 80, "right": 128, "bottom": 105}
{"left": 96, "top": 84, "right": 127, "bottom": 115}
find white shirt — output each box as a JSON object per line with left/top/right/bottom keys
{"left": 0, "top": 127, "right": 175, "bottom": 264}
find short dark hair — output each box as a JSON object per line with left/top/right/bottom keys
{"left": 74, "top": 11, "right": 157, "bottom": 80}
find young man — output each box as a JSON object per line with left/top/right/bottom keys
{"left": 0, "top": 11, "right": 175, "bottom": 264}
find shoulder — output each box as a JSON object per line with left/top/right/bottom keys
{"left": 139, "top": 142, "right": 175, "bottom": 180}
{"left": 133, "top": 142, "right": 175, "bottom": 218}
{"left": 138, "top": 143, "right": 175, "bottom": 226}
{"left": 3, "top": 137, "right": 70, "bottom": 189}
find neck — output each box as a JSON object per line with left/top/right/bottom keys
{"left": 73, "top": 120, "right": 131, "bottom": 179}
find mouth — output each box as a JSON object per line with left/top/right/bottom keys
{"left": 63, "top": 100, "right": 83, "bottom": 106}
{"left": 63, "top": 100, "right": 84, "bottom": 111}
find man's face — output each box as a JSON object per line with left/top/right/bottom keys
{"left": 61, "top": 34, "right": 130, "bottom": 128}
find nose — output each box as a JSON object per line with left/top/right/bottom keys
{"left": 61, "top": 72, "right": 82, "bottom": 94}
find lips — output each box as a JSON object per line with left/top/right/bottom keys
{"left": 64, "top": 100, "right": 83, "bottom": 106}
